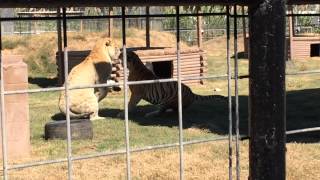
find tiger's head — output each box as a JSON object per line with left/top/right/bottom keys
{"left": 120, "top": 51, "right": 144, "bottom": 70}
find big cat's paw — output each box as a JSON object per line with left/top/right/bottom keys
{"left": 90, "top": 115, "right": 105, "bottom": 121}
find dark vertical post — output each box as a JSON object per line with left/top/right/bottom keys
{"left": 288, "top": 5, "right": 293, "bottom": 61}
{"left": 196, "top": 6, "right": 203, "bottom": 48}
{"left": 241, "top": 6, "right": 246, "bottom": 39}
{"left": 241, "top": 6, "right": 248, "bottom": 56}
{"left": 248, "top": 1, "right": 286, "bottom": 180}
{"left": 108, "top": 7, "right": 113, "bottom": 38}
{"left": 233, "top": 5, "right": 240, "bottom": 180}
{"left": 62, "top": 7, "right": 68, "bottom": 48}
{"left": 146, "top": 6, "right": 150, "bottom": 48}
{"left": 226, "top": 6, "right": 233, "bottom": 180}
{"left": 122, "top": 7, "right": 131, "bottom": 180}
{"left": 57, "top": 8, "right": 64, "bottom": 85}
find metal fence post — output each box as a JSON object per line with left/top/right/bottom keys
{"left": 233, "top": 5, "right": 240, "bottom": 180}
{"left": 122, "top": 6, "right": 131, "bottom": 180}
{"left": 176, "top": 6, "right": 184, "bottom": 180}
{"left": 0, "top": 19, "right": 9, "bottom": 180}
{"left": 62, "top": 7, "right": 73, "bottom": 180}
{"left": 226, "top": 6, "right": 233, "bottom": 180}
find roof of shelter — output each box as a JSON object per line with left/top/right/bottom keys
{"left": 0, "top": 0, "right": 319, "bottom": 8}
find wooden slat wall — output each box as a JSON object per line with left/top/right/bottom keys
{"left": 291, "top": 37, "right": 320, "bottom": 60}
{"left": 245, "top": 36, "right": 320, "bottom": 60}
{"left": 56, "top": 47, "right": 207, "bottom": 86}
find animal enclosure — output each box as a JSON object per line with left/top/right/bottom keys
{"left": 0, "top": 1, "right": 319, "bottom": 180}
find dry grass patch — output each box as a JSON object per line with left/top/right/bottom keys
{"left": 7, "top": 142, "right": 320, "bottom": 179}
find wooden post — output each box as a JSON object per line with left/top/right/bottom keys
{"left": 288, "top": 5, "right": 293, "bottom": 60}
{"left": 146, "top": 6, "right": 150, "bottom": 48}
{"left": 241, "top": 6, "right": 248, "bottom": 55}
{"left": 57, "top": 8, "right": 64, "bottom": 85}
{"left": 2, "top": 56, "right": 30, "bottom": 158}
{"left": 248, "top": 0, "right": 286, "bottom": 180}
{"left": 241, "top": 6, "right": 246, "bottom": 39}
{"left": 108, "top": 7, "right": 113, "bottom": 38}
{"left": 0, "top": 55, "right": 31, "bottom": 159}
{"left": 196, "top": 6, "right": 203, "bottom": 48}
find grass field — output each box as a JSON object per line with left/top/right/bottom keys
{"left": 2, "top": 31, "right": 320, "bottom": 179}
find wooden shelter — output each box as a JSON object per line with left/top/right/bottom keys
{"left": 244, "top": 5, "right": 320, "bottom": 60}
{"left": 288, "top": 7, "right": 320, "bottom": 59}
{"left": 289, "top": 36, "right": 320, "bottom": 59}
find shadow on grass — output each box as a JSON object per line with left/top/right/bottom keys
{"left": 286, "top": 88, "right": 320, "bottom": 143}
{"left": 232, "top": 51, "right": 248, "bottom": 59}
{"left": 99, "top": 98, "right": 248, "bottom": 136}
{"left": 51, "top": 88, "right": 320, "bottom": 143}
{"left": 28, "top": 76, "right": 58, "bottom": 88}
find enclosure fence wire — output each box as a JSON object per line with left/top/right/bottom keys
{"left": 0, "top": 5, "right": 319, "bottom": 180}
{"left": 0, "top": 11, "right": 319, "bottom": 21}
{"left": 7, "top": 135, "right": 242, "bottom": 171}
{"left": 233, "top": 5, "right": 241, "bottom": 180}
{"left": 176, "top": 6, "right": 185, "bottom": 180}
{"left": 62, "top": 7, "right": 74, "bottom": 180}
{"left": 57, "top": 8, "right": 63, "bottom": 76}
{"left": 122, "top": 6, "right": 132, "bottom": 180}
{"left": 3, "top": 70, "right": 320, "bottom": 96}
{"left": 226, "top": 6, "right": 234, "bottom": 180}
{"left": 0, "top": 12, "right": 229, "bottom": 22}
{"left": 0, "top": 20, "right": 9, "bottom": 180}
